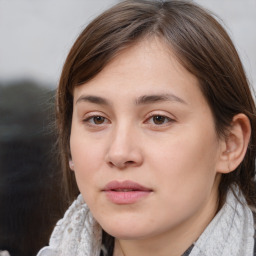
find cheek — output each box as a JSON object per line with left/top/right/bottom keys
{"left": 70, "top": 132, "right": 106, "bottom": 195}
{"left": 148, "top": 124, "right": 220, "bottom": 197}
{"left": 70, "top": 121, "right": 106, "bottom": 167}
{"left": 71, "top": 142, "right": 103, "bottom": 169}
{"left": 145, "top": 139, "right": 219, "bottom": 228}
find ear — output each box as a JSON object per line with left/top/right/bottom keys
{"left": 69, "top": 159, "right": 75, "bottom": 171}
{"left": 217, "top": 113, "right": 251, "bottom": 174}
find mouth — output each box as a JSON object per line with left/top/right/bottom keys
{"left": 103, "top": 180, "right": 152, "bottom": 204}
{"left": 103, "top": 180, "right": 152, "bottom": 192}
{"left": 111, "top": 189, "right": 139, "bottom": 192}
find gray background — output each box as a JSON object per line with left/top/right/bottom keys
{"left": 0, "top": 0, "right": 255, "bottom": 89}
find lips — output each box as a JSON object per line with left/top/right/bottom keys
{"left": 104, "top": 180, "right": 152, "bottom": 192}
{"left": 103, "top": 180, "right": 152, "bottom": 204}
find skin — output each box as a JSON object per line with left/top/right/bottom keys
{"left": 70, "top": 38, "right": 236, "bottom": 256}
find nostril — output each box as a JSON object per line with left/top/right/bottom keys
{"left": 107, "top": 160, "right": 135, "bottom": 169}
{"left": 126, "top": 161, "right": 135, "bottom": 165}
{"left": 108, "top": 161, "right": 115, "bottom": 167}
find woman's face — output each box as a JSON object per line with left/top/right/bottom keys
{"left": 70, "top": 38, "right": 225, "bottom": 241}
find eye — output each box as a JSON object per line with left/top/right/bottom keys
{"left": 83, "top": 115, "right": 109, "bottom": 125}
{"left": 151, "top": 115, "right": 170, "bottom": 125}
{"left": 145, "top": 114, "right": 174, "bottom": 126}
{"left": 92, "top": 116, "right": 106, "bottom": 125}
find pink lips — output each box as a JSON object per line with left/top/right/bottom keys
{"left": 103, "top": 180, "right": 152, "bottom": 204}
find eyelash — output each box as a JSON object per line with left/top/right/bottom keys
{"left": 82, "top": 113, "right": 175, "bottom": 128}
{"left": 83, "top": 115, "right": 109, "bottom": 126}
{"left": 144, "top": 114, "right": 175, "bottom": 127}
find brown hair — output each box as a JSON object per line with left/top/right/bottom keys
{"left": 56, "top": 0, "right": 256, "bottom": 211}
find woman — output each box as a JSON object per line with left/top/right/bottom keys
{"left": 38, "top": 0, "right": 256, "bottom": 255}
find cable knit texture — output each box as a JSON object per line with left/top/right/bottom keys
{"left": 37, "top": 188, "right": 254, "bottom": 256}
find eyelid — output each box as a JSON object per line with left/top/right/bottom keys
{"left": 144, "top": 111, "right": 176, "bottom": 126}
{"left": 82, "top": 111, "right": 109, "bottom": 120}
{"left": 144, "top": 111, "right": 176, "bottom": 121}
{"left": 82, "top": 112, "right": 111, "bottom": 126}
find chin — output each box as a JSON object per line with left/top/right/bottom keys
{"left": 99, "top": 218, "right": 155, "bottom": 240}
{"left": 105, "top": 229, "right": 148, "bottom": 240}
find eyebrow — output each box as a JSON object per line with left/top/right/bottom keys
{"left": 76, "top": 93, "right": 187, "bottom": 106}
{"left": 76, "top": 95, "right": 110, "bottom": 105}
{"left": 135, "top": 93, "right": 187, "bottom": 105}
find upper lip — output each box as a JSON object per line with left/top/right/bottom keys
{"left": 103, "top": 180, "right": 152, "bottom": 192}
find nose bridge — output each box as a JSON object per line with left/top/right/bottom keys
{"left": 110, "top": 119, "right": 136, "bottom": 155}
{"left": 106, "top": 119, "right": 142, "bottom": 168}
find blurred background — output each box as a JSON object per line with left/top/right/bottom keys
{"left": 0, "top": 0, "right": 255, "bottom": 255}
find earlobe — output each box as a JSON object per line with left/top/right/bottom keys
{"left": 217, "top": 113, "right": 251, "bottom": 174}
{"left": 69, "top": 159, "right": 75, "bottom": 171}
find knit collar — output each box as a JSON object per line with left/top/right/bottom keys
{"left": 37, "top": 188, "right": 254, "bottom": 256}
{"left": 189, "top": 188, "right": 254, "bottom": 256}
{"left": 37, "top": 194, "right": 102, "bottom": 256}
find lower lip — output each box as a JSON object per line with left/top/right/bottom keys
{"left": 104, "top": 191, "right": 151, "bottom": 204}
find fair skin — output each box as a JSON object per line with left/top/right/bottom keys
{"left": 70, "top": 38, "right": 250, "bottom": 256}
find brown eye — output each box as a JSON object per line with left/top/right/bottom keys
{"left": 83, "top": 114, "right": 110, "bottom": 127}
{"left": 93, "top": 116, "right": 106, "bottom": 124}
{"left": 152, "top": 115, "right": 168, "bottom": 125}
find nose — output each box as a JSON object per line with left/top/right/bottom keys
{"left": 105, "top": 124, "right": 143, "bottom": 169}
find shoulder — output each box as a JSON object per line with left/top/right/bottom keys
{"left": 0, "top": 251, "right": 10, "bottom": 256}
{"left": 37, "top": 247, "right": 58, "bottom": 256}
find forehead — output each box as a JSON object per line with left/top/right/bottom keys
{"left": 73, "top": 38, "right": 204, "bottom": 107}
